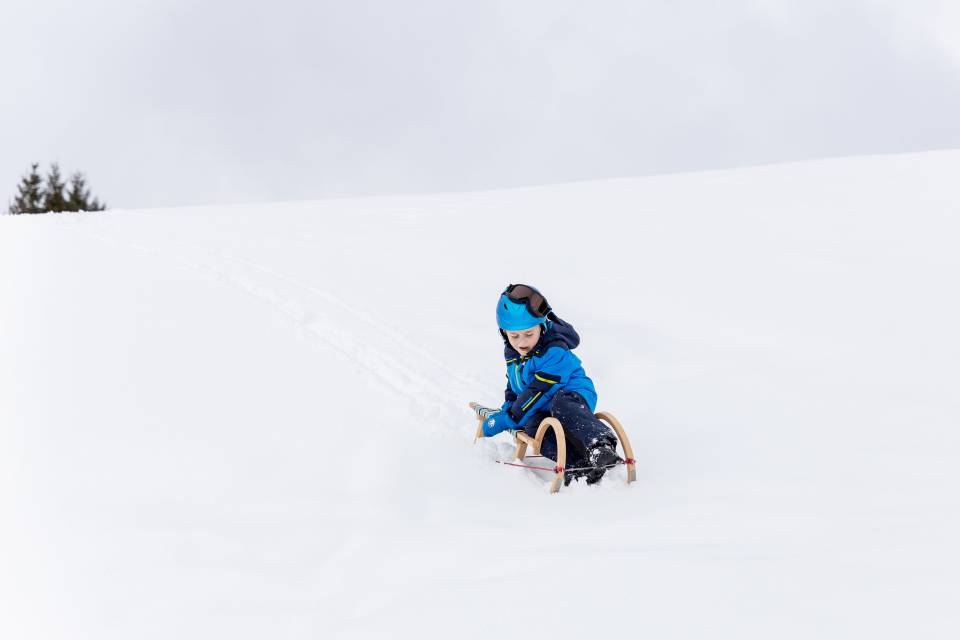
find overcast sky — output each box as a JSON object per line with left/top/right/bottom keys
{"left": 2, "top": 0, "right": 960, "bottom": 209}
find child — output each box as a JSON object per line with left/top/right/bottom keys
{"left": 481, "top": 284, "right": 621, "bottom": 485}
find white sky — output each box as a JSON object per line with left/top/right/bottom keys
{"left": 2, "top": 0, "right": 959, "bottom": 209}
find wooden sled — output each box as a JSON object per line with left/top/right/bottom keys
{"left": 470, "top": 402, "right": 636, "bottom": 493}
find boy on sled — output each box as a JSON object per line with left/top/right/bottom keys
{"left": 475, "top": 284, "right": 622, "bottom": 485}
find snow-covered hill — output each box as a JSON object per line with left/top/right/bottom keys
{"left": 2, "top": 151, "right": 959, "bottom": 639}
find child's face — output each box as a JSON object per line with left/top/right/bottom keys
{"left": 506, "top": 325, "right": 541, "bottom": 356}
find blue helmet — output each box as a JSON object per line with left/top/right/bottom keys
{"left": 496, "top": 284, "right": 551, "bottom": 331}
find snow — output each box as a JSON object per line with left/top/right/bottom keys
{"left": 2, "top": 150, "right": 959, "bottom": 638}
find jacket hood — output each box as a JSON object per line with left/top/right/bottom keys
{"left": 502, "top": 313, "right": 581, "bottom": 359}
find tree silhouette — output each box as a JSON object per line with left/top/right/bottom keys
{"left": 43, "top": 163, "right": 68, "bottom": 212}
{"left": 66, "top": 172, "right": 106, "bottom": 211}
{"left": 7, "top": 162, "right": 107, "bottom": 214}
{"left": 8, "top": 163, "right": 45, "bottom": 214}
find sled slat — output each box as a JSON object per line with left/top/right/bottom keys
{"left": 516, "top": 432, "right": 536, "bottom": 448}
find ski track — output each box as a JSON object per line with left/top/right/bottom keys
{"left": 71, "top": 219, "right": 477, "bottom": 439}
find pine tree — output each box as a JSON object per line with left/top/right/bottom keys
{"left": 67, "top": 172, "right": 89, "bottom": 211}
{"left": 65, "top": 171, "right": 106, "bottom": 211}
{"left": 8, "top": 163, "right": 45, "bottom": 214}
{"left": 43, "top": 163, "right": 67, "bottom": 212}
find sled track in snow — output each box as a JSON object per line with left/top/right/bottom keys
{"left": 72, "top": 219, "right": 477, "bottom": 437}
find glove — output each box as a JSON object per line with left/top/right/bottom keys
{"left": 482, "top": 410, "right": 517, "bottom": 437}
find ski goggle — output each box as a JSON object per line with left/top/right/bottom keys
{"left": 503, "top": 284, "right": 551, "bottom": 318}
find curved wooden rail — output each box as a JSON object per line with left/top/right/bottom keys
{"left": 508, "top": 418, "right": 567, "bottom": 493}
{"left": 528, "top": 417, "right": 566, "bottom": 493}
{"left": 595, "top": 411, "right": 636, "bottom": 483}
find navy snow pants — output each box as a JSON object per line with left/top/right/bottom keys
{"left": 524, "top": 391, "right": 617, "bottom": 467}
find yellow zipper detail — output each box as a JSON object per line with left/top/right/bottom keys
{"left": 522, "top": 391, "right": 542, "bottom": 411}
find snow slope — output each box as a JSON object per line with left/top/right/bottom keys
{"left": 2, "top": 151, "right": 959, "bottom": 639}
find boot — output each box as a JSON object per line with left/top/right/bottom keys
{"left": 585, "top": 444, "right": 622, "bottom": 485}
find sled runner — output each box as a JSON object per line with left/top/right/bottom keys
{"left": 470, "top": 402, "right": 636, "bottom": 493}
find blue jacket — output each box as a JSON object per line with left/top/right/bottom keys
{"left": 498, "top": 315, "right": 597, "bottom": 431}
